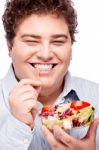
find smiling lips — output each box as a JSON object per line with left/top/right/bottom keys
{"left": 30, "top": 63, "right": 57, "bottom": 71}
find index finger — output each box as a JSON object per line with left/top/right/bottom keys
{"left": 42, "top": 125, "right": 68, "bottom": 149}
{"left": 53, "top": 126, "right": 77, "bottom": 147}
{"left": 20, "top": 69, "right": 41, "bottom": 85}
{"left": 12, "top": 70, "right": 41, "bottom": 93}
{"left": 42, "top": 125, "right": 58, "bottom": 148}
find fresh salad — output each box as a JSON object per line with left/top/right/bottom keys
{"left": 40, "top": 101, "right": 95, "bottom": 130}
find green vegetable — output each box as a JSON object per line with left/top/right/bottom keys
{"left": 78, "top": 106, "right": 95, "bottom": 126}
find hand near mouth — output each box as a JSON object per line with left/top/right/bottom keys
{"left": 9, "top": 70, "right": 42, "bottom": 129}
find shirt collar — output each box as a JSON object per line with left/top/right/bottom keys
{"left": 54, "top": 71, "right": 80, "bottom": 105}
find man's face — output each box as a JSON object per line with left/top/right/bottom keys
{"left": 9, "top": 14, "right": 72, "bottom": 92}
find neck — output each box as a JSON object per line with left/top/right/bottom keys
{"left": 38, "top": 82, "right": 63, "bottom": 106}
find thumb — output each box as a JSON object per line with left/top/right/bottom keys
{"left": 85, "top": 118, "right": 99, "bottom": 140}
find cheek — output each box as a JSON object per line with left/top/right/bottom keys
{"left": 10, "top": 46, "right": 29, "bottom": 63}
{"left": 10, "top": 51, "right": 25, "bottom": 68}
{"left": 11, "top": 41, "right": 32, "bottom": 60}
{"left": 56, "top": 44, "right": 72, "bottom": 62}
{"left": 61, "top": 50, "right": 72, "bottom": 64}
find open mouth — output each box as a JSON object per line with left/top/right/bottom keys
{"left": 30, "top": 63, "right": 57, "bottom": 71}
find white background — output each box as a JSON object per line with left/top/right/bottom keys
{"left": 0, "top": 0, "right": 99, "bottom": 82}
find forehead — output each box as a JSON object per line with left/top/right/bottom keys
{"left": 16, "top": 14, "right": 69, "bottom": 36}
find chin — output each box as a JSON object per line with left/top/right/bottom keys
{"left": 41, "top": 83, "right": 52, "bottom": 90}
{"left": 41, "top": 82, "right": 54, "bottom": 92}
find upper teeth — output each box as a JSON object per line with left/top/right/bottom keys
{"left": 34, "top": 64, "right": 53, "bottom": 71}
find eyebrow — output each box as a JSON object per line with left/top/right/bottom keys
{"left": 21, "top": 34, "right": 41, "bottom": 39}
{"left": 51, "top": 34, "right": 68, "bottom": 39}
{"left": 21, "top": 34, "right": 68, "bottom": 39}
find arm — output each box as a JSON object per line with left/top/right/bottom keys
{"left": 42, "top": 118, "right": 99, "bottom": 150}
{"left": 0, "top": 113, "right": 49, "bottom": 150}
{"left": 0, "top": 114, "right": 33, "bottom": 150}
{"left": 0, "top": 78, "right": 41, "bottom": 150}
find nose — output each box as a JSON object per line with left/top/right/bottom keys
{"left": 37, "top": 43, "right": 54, "bottom": 61}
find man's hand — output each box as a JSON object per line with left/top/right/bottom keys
{"left": 9, "top": 78, "right": 41, "bottom": 129}
{"left": 42, "top": 118, "right": 99, "bottom": 150}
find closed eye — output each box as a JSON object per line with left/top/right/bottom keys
{"left": 52, "top": 41, "right": 66, "bottom": 46}
{"left": 25, "top": 40, "right": 40, "bottom": 46}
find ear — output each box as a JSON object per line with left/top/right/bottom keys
{"left": 7, "top": 40, "right": 12, "bottom": 57}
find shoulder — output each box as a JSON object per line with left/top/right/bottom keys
{"left": 72, "top": 76, "right": 99, "bottom": 102}
{"left": 71, "top": 76, "right": 99, "bottom": 117}
{"left": 72, "top": 76, "right": 99, "bottom": 89}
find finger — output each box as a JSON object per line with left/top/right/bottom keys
{"left": 9, "top": 86, "right": 38, "bottom": 107}
{"left": 42, "top": 126, "right": 68, "bottom": 150}
{"left": 31, "top": 106, "right": 37, "bottom": 119}
{"left": 17, "top": 85, "right": 38, "bottom": 100}
{"left": 12, "top": 78, "right": 41, "bottom": 95}
{"left": 53, "top": 126, "right": 77, "bottom": 147}
{"left": 20, "top": 78, "right": 41, "bottom": 87}
{"left": 19, "top": 92, "right": 38, "bottom": 102}
{"left": 20, "top": 78, "right": 41, "bottom": 94}
{"left": 33, "top": 69, "right": 40, "bottom": 81}
{"left": 25, "top": 99, "right": 38, "bottom": 110}
{"left": 42, "top": 125, "right": 59, "bottom": 148}
{"left": 85, "top": 118, "right": 99, "bottom": 140}
{"left": 27, "top": 69, "right": 42, "bottom": 94}
{"left": 12, "top": 84, "right": 35, "bottom": 95}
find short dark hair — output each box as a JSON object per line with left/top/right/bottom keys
{"left": 2, "top": 0, "right": 78, "bottom": 44}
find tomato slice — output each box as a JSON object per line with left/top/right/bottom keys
{"left": 70, "top": 101, "right": 90, "bottom": 110}
{"left": 41, "top": 106, "right": 54, "bottom": 114}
